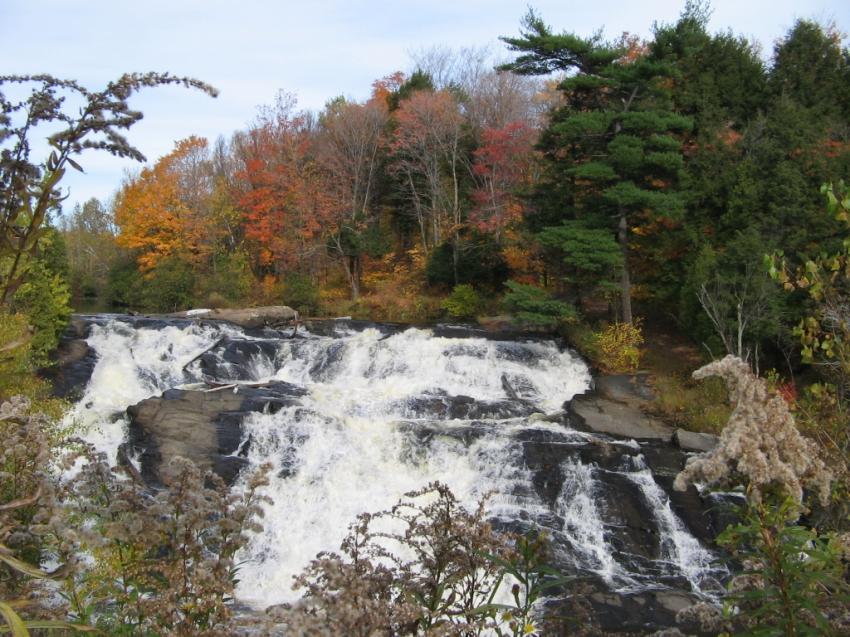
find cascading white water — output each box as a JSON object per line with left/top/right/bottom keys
{"left": 625, "top": 455, "right": 723, "bottom": 593}
{"left": 226, "top": 327, "right": 591, "bottom": 606}
{"left": 67, "top": 317, "right": 723, "bottom": 612}
{"left": 555, "top": 457, "right": 632, "bottom": 586}
{"left": 64, "top": 319, "right": 236, "bottom": 465}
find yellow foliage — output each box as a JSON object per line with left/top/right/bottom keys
{"left": 594, "top": 320, "right": 644, "bottom": 373}
{"left": 114, "top": 137, "right": 210, "bottom": 272}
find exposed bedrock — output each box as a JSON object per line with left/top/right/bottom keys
{"left": 124, "top": 381, "right": 306, "bottom": 486}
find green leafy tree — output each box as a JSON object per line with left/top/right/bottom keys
{"left": 60, "top": 197, "right": 119, "bottom": 300}
{"left": 770, "top": 19, "right": 850, "bottom": 121}
{"left": 685, "top": 229, "right": 784, "bottom": 369}
{"left": 650, "top": 2, "right": 767, "bottom": 134}
{"left": 500, "top": 10, "right": 691, "bottom": 323}
{"left": 138, "top": 255, "right": 196, "bottom": 312}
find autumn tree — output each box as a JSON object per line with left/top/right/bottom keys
{"left": 410, "top": 45, "right": 543, "bottom": 132}
{"left": 469, "top": 120, "right": 537, "bottom": 241}
{"left": 0, "top": 73, "right": 216, "bottom": 306}
{"left": 317, "top": 95, "right": 388, "bottom": 299}
{"left": 114, "top": 136, "right": 213, "bottom": 272}
{"left": 389, "top": 89, "right": 467, "bottom": 282}
{"left": 234, "top": 94, "right": 331, "bottom": 279}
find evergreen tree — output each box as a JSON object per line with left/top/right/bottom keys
{"left": 500, "top": 10, "right": 691, "bottom": 322}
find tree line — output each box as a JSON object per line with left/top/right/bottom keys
{"left": 53, "top": 5, "right": 848, "bottom": 373}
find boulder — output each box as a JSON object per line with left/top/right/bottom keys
{"left": 41, "top": 316, "right": 98, "bottom": 400}
{"left": 569, "top": 394, "right": 674, "bottom": 441}
{"left": 673, "top": 428, "right": 719, "bottom": 453}
{"left": 125, "top": 381, "right": 306, "bottom": 486}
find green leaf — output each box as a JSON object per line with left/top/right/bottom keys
{"left": 0, "top": 550, "right": 50, "bottom": 580}
{"left": 0, "top": 602, "right": 29, "bottom": 637}
{"left": 0, "top": 619, "right": 100, "bottom": 634}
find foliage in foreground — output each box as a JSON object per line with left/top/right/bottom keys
{"left": 674, "top": 355, "right": 831, "bottom": 506}
{"left": 716, "top": 496, "right": 849, "bottom": 637}
{"left": 0, "top": 394, "right": 270, "bottom": 637}
{"left": 273, "top": 483, "right": 566, "bottom": 636}
{"left": 674, "top": 357, "right": 849, "bottom": 636}
{"left": 0, "top": 73, "right": 217, "bottom": 310}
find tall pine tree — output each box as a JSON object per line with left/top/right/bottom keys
{"left": 500, "top": 10, "right": 691, "bottom": 323}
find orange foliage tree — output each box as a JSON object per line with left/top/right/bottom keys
{"left": 114, "top": 136, "right": 212, "bottom": 271}
{"left": 235, "top": 94, "right": 332, "bottom": 278}
{"left": 470, "top": 121, "right": 537, "bottom": 241}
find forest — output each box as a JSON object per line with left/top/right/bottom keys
{"left": 1, "top": 2, "right": 850, "bottom": 635}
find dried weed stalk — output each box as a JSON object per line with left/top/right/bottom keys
{"left": 674, "top": 355, "right": 831, "bottom": 505}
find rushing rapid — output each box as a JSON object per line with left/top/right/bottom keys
{"left": 64, "top": 316, "right": 725, "bottom": 612}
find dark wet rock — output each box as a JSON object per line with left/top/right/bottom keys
{"left": 400, "top": 393, "right": 536, "bottom": 420}
{"left": 42, "top": 317, "right": 98, "bottom": 400}
{"left": 126, "top": 381, "right": 305, "bottom": 486}
{"left": 196, "top": 338, "right": 281, "bottom": 381}
{"left": 495, "top": 341, "right": 542, "bottom": 363}
{"left": 638, "top": 440, "right": 686, "bottom": 477}
{"left": 549, "top": 580, "right": 705, "bottom": 635}
{"left": 308, "top": 341, "right": 347, "bottom": 380}
{"left": 597, "top": 470, "right": 664, "bottom": 562}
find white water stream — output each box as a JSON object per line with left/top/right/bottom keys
{"left": 66, "top": 317, "right": 723, "bottom": 610}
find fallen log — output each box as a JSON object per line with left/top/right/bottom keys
{"left": 181, "top": 337, "right": 224, "bottom": 372}
{"left": 168, "top": 306, "right": 299, "bottom": 330}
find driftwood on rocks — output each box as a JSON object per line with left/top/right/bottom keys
{"left": 169, "top": 306, "right": 299, "bottom": 330}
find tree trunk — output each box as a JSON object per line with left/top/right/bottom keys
{"left": 452, "top": 235, "right": 459, "bottom": 286}
{"left": 618, "top": 212, "right": 632, "bottom": 324}
{"left": 348, "top": 254, "right": 360, "bottom": 300}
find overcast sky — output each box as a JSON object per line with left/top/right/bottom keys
{"left": 2, "top": 0, "right": 847, "bottom": 212}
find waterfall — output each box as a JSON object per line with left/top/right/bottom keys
{"left": 65, "top": 316, "right": 723, "bottom": 612}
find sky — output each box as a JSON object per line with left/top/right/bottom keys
{"left": 2, "top": 0, "right": 848, "bottom": 213}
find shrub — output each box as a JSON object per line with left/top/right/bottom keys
{"left": 63, "top": 453, "right": 270, "bottom": 635}
{"left": 280, "top": 272, "right": 320, "bottom": 315}
{"left": 673, "top": 356, "right": 832, "bottom": 506}
{"left": 502, "top": 281, "right": 575, "bottom": 329}
{"left": 275, "top": 483, "right": 565, "bottom": 636}
{"left": 106, "top": 256, "right": 145, "bottom": 308}
{"left": 426, "top": 237, "right": 509, "bottom": 289}
{"left": 11, "top": 260, "right": 71, "bottom": 367}
{"left": 197, "top": 251, "right": 254, "bottom": 306}
{"left": 442, "top": 284, "right": 481, "bottom": 320}
{"left": 717, "top": 495, "right": 849, "bottom": 636}
{"left": 0, "top": 395, "right": 272, "bottom": 636}
{"left": 138, "top": 255, "right": 196, "bottom": 312}
{"left": 594, "top": 321, "right": 644, "bottom": 373}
